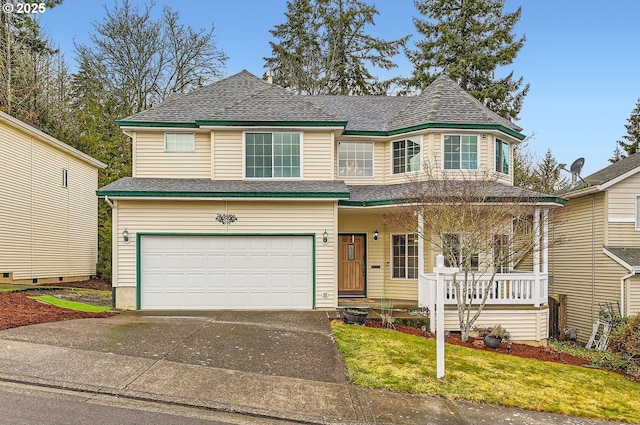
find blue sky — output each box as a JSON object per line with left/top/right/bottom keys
{"left": 38, "top": 0, "right": 640, "bottom": 177}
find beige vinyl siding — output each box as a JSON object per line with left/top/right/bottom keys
{"left": 212, "top": 131, "right": 243, "bottom": 179}
{"left": 134, "top": 131, "right": 211, "bottom": 178}
{"left": 551, "top": 192, "right": 626, "bottom": 341}
{"left": 338, "top": 211, "right": 431, "bottom": 301}
{"left": 606, "top": 172, "right": 640, "bottom": 222}
{"left": 443, "top": 307, "right": 549, "bottom": 344}
{"left": 302, "top": 131, "right": 334, "bottom": 179}
{"left": 0, "top": 123, "right": 32, "bottom": 278}
{"left": 628, "top": 275, "right": 640, "bottom": 316}
{"left": 0, "top": 121, "right": 99, "bottom": 281}
{"left": 607, "top": 222, "right": 640, "bottom": 246}
{"left": 113, "top": 200, "right": 337, "bottom": 309}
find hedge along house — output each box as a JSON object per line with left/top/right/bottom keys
{"left": 98, "top": 71, "right": 565, "bottom": 343}
{"left": 0, "top": 111, "right": 106, "bottom": 284}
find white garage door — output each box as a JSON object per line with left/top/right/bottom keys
{"left": 140, "top": 235, "right": 313, "bottom": 310}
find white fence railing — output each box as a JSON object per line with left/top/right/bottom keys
{"left": 418, "top": 272, "right": 548, "bottom": 310}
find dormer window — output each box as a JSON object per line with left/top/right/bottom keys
{"left": 495, "top": 139, "right": 510, "bottom": 174}
{"left": 245, "top": 132, "right": 301, "bottom": 178}
{"left": 165, "top": 133, "right": 195, "bottom": 152}
{"left": 392, "top": 138, "right": 421, "bottom": 174}
{"left": 444, "top": 135, "right": 478, "bottom": 170}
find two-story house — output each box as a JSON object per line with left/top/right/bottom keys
{"left": 98, "top": 70, "right": 565, "bottom": 343}
{"left": 551, "top": 154, "right": 640, "bottom": 342}
{"left": 1, "top": 111, "right": 105, "bottom": 284}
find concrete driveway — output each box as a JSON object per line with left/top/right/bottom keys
{"left": 0, "top": 310, "right": 349, "bottom": 384}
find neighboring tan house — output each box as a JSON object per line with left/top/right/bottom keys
{"left": 551, "top": 153, "right": 640, "bottom": 342}
{"left": 98, "top": 70, "right": 565, "bottom": 343}
{"left": 0, "top": 111, "right": 106, "bottom": 284}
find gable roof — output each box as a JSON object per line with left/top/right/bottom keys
{"left": 0, "top": 111, "right": 106, "bottom": 169}
{"left": 117, "top": 71, "right": 524, "bottom": 139}
{"left": 563, "top": 152, "right": 640, "bottom": 197}
{"left": 604, "top": 246, "right": 640, "bottom": 270}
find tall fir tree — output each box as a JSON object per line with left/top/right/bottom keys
{"left": 406, "top": 0, "right": 528, "bottom": 120}
{"left": 613, "top": 98, "right": 640, "bottom": 160}
{"left": 265, "top": 0, "right": 408, "bottom": 95}
{"left": 532, "top": 149, "right": 569, "bottom": 194}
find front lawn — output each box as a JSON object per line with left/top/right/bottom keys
{"left": 331, "top": 321, "right": 640, "bottom": 424}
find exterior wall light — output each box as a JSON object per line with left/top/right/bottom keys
{"left": 373, "top": 229, "right": 379, "bottom": 241}
{"left": 123, "top": 228, "right": 130, "bottom": 244}
{"left": 322, "top": 229, "right": 329, "bottom": 245}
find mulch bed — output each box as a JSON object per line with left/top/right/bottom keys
{"left": 0, "top": 279, "right": 116, "bottom": 331}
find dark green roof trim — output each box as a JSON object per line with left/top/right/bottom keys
{"left": 339, "top": 195, "right": 567, "bottom": 207}
{"left": 194, "top": 120, "right": 348, "bottom": 128}
{"left": 97, "top": 189, "right": 350, "bottom": 199}
{"left": 116, "top": 120, "right": 199, "bottom": 128}
{"left": 343, "top": 123, "right": 526, "bottom": 140}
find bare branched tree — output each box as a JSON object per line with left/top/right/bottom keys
{"left": 384, "top": 164, "right": 564, "bottom": 341}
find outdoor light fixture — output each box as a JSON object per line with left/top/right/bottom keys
{"left": 322, "top": 229, "right": 329, "bottom": 245}
{"left": 122, "top": 228, "right": 130, "bottom": 244}
{"left": 373, "top": 229, "right": 379, "bottom": 241}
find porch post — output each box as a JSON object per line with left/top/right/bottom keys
{"left": 542, "top": 209, "right": 549, "bottom": 274}
{"left": 418, "top": 213, "right": 424, "bottom": 275}
{"left": 533, "top": 208, "right": 541, "bottom": 307}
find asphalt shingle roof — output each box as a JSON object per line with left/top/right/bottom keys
{"left": 605, "top": 246, "right": 640, "bottom": 268}
{"left": 121, "top": 71, "right": 522, "bottom": 135}
{"left": 97, "top": 177, "right": 350, "bottom": 198}
{"left": 563, "top": 152, "right": 640, "bottom": 193}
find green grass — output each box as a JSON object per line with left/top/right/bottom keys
{"left": 28, "top": 295, "right": 112, "bottom": 313}
{"left": 331, "top": 321, "right": 640, "bottom": 424}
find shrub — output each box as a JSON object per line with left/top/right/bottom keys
{"left": 608, "top": 312, "right": 640, "bottom": 377}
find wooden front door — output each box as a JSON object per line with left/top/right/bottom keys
{"left": 338, "top": 234, "right": 366, "bottom": 296}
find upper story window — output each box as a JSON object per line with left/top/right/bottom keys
{"left": 338, "top": 142, "right": 373, "bottom": 177}
{"left": 245, "top": 132, "right": 301, "bottom": 178}
{"left": 393, "top": 138, "right": 421, "bottom": 174}
{"left": 495, "top": 139, "right": 510, "bottom": 174}
{"left": 392, "top": 234, "right": 418, "bottom": 279}
{"left": 165, "top": 133, "right": 195, "bottom": 152}
{"left": 444, "top": 135, "right": 478, "bottom": 170}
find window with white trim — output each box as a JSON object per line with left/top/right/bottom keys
{"left": 165, "top": 133, "right": 195, "bottom": 152}
{"left": 245, "top": 132, "right": 301, "bottom": 178}
{"left": 338, "top": 142, "right": 373, "bottom": 177}
{"left": 392, "top": 234, "right": 418, "bottom": 279}
{"left": 393, "top": 138, "right": 421, "bottom": 174}
{"left": 495, "top": 139, "right": 510, "bottom": 174}
{"left": 444, "top": 135, "right": 478, "bottom": 169}
{"left": 443, "top": 233, "right": 479, "bottom": 271}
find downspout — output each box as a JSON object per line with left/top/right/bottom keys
{"left": 620, "top": 269, "right": 639, "bottom": 318}
{"left": 104, "top": 195, "right": 114, "bottom": 209}
{"left": 103, "top": 195, "right": 116, "bottom": 308}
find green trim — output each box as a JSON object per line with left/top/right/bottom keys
{"left": 135, "top": 232, "right": 317, "bottom": 310}
{"left": 116, "top": 120, "right": 199, "bottom": 128}
{"left": 98, "top": 190, "right": 350, "bottom": 199}
{"left": 339, "top": 195, "right": 567, "bottom": 207}
{"left": 344, "top": 123, "right": 526, "bottom": 141}
{"left": 195, "top": 120, "right": 348, "bottom": 128}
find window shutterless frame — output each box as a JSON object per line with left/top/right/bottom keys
{"left": 165, "top": 133, "right": 195, "bottom": 152}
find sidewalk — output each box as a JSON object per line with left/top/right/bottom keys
{"left": 0, "top": 313, "right": 627, "bottom": 425}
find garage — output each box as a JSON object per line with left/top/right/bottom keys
{"left": 139, "top": 235, "right": 314, "bottom": 310}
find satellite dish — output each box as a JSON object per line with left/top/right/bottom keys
{"left": 570, "top": 157, "right": 585, "bottom": 175}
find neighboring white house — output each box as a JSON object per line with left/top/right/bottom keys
{"left": 98, "top": 71, "right": 565, "bottom": 344}
{"left": 0, "top": 112, "right": 106, "bottom": 284}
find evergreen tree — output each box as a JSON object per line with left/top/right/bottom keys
{"left": 406, "top": 0, "right": 528, "bottom": 120}
{"left": 615, "top": 98, "right": 640, "bottom": 159}
{"left": 532, "top": 149, "right": 569, "bottom": 194}
{"left": 609, "top": 145, "right": 624, "bottom": 164}
{"left": 265, "top": 0, "right": 408, "bottom": 95}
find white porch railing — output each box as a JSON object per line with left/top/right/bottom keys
{"left": 419, "top": 272, "right": 548, "bottom": 312}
